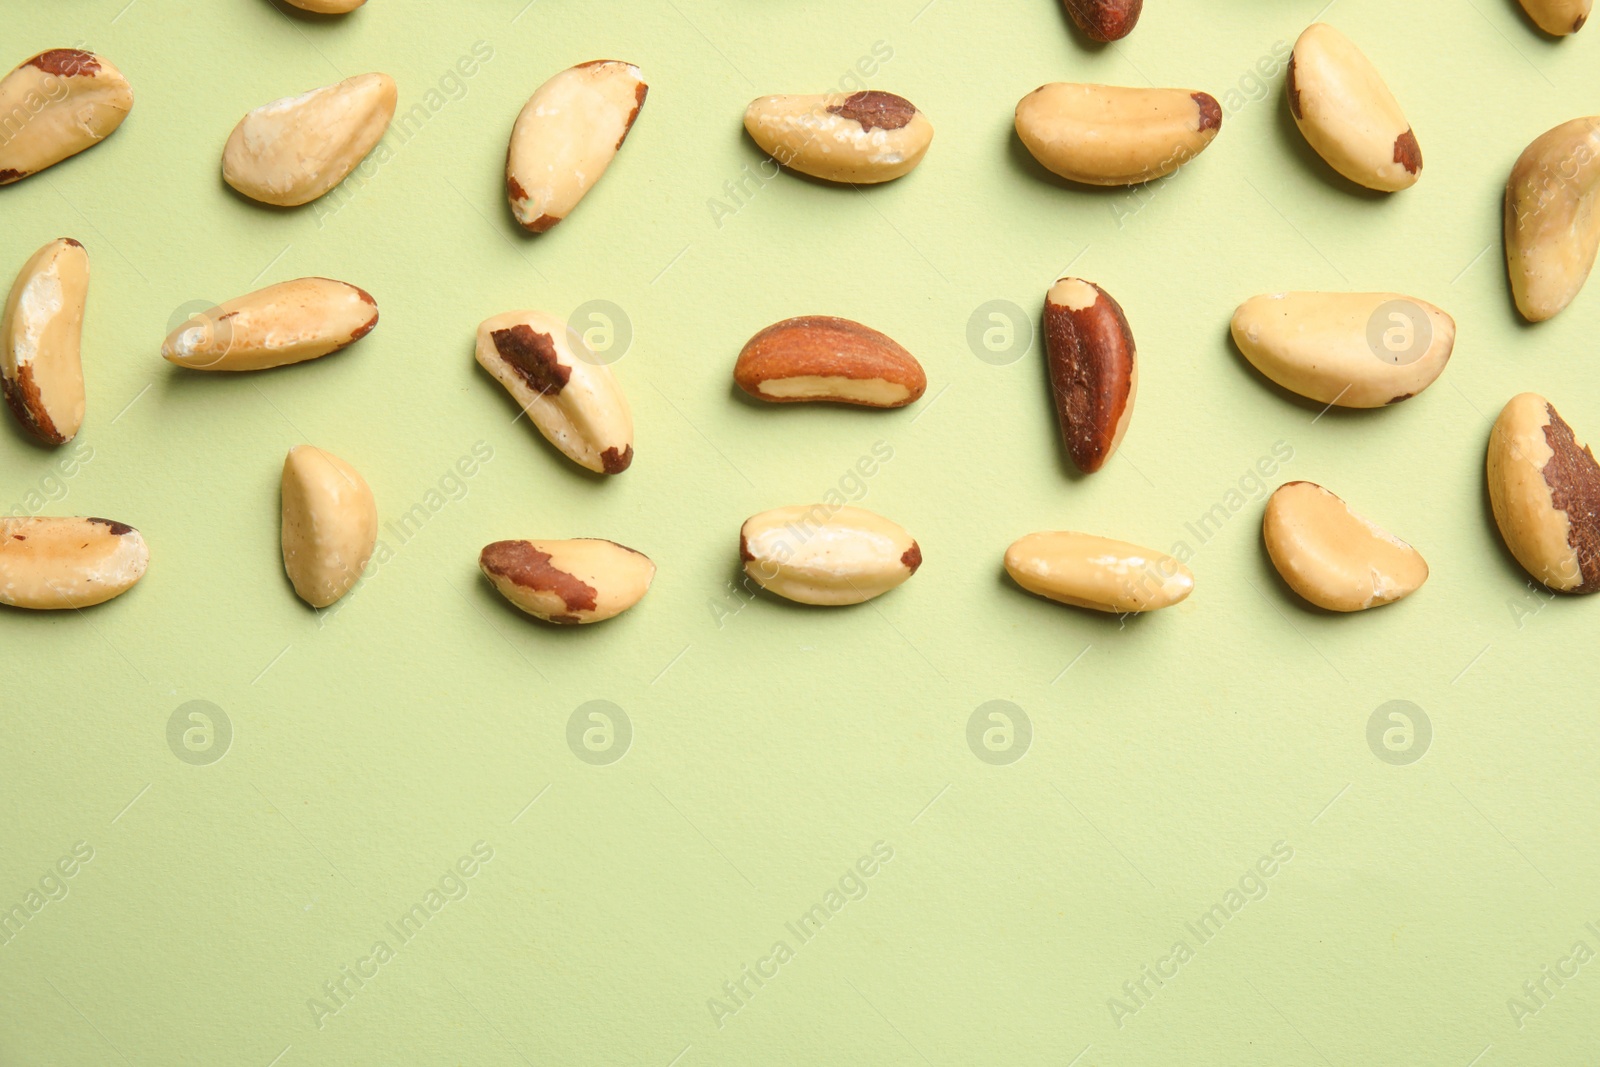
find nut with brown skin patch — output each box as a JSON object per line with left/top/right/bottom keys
{"left": 1505, "top": 116, "right": 1600, "bottom": 322}
{"left": 741, "top": 505, "right": 920, "bottom": 606}
{"left": 480, "top": 538, "right": 654, "bottom": 624}
{"left": 0, "top": 515, "right": 148, "bottom": 609}
{"left": 1062, "top": 0, "right": 1143, "bottom": 42}
{"left": 735, "top": 316, "right": 926, "bottom": 408}
{"left": 281, "top": 446, "right": 377, "bottom": 609}
{"left": 0, "top": 48, "right": 132, "bottom": 185}
{"left": 223, "top": 73, "right": 396, "bottom": 207}
{"left": 162, "top": 278, "right": 378, "bottom": 371}
{"left": 1488, "top": 393, "right": 1600, "bottom": 594}
{"left": 1014, "top": 83, "right": 1221, "bottom": 186}
{"left": 2, "top": 238, "right": 89, "bottom": 444}
{"left": 1263, "top": 481, "right": 1428, "bottom": 611}
{"left": 1518, "top": 0, "right": 1592, "bottom": 34}
{"left": 506, "top": 60, "right": 647, "bottom": 232}
{"left": 1287, "top": 24, "right": 1421, "bottom": 192}
{"left": 475, "top": 310, "right": 633, "bottom": 475}
{"left": 1044, "top": 278, "right": 1136, "bottom": 474}
{"left": 744, "top": 91, "right": 934, "bottom": 184}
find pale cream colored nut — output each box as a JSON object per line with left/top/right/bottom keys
{"left": 1045, "top": 278, "right": 1137, "bottom": 473}
{"left": 162, "top": 278, "right": 377, "bottom": 372}
{"left": 3, "top": 238, "right": 88, "bottom": 444}
{"left": 1288, "top": 24, "right": 1421, "bottom": 192}
{"left": 479, "top": 539, "right": 654, "bottom": 625}
{"left": 734, "top": 316, "right": 926, "bottom": 407}
{"left": 223, "top": 73, "right": 397, "bottom": 207}
{"left": 1505, "top": 116, "right": 1600, "bottom": 322}
{"left": 475, "top": 310, "right": 633, "bottom": 474}
{"left": 1518, "top": 0, "right": 1590, "bottom": 34}
{"left": 284, "top": 0, "right": 367, "bottom": 11}
{"left": 1014, "top": 83, "right": 1221, "bottom": 186}
{"left": 743, "top": 91, "right": 933, "bottom": 184}
{"left": 1004, "top": 531, "right": 1192, "bottom": 614}
{"left": 1487, "top": 393, "right": 1600, "bottom": 594}
{"left": 1231, "top": 292, "right": 1454, "bottom": 408}
{"left": 1063, "top": 0, "right": 1143, "bottom": 42}
{"left": 506, "top": 60, "right": 647, "bottom": 232}
{"left": 0, "top": 516, "right": 147, "bottom": 609}
{"left": 0, "top": 50, "right": 133, "bottom": 185}
{"left": 740, "top": 505, "right": 920, "bottom": 606}
{"left": 281, "top": 446, "right": 377, "bottom": 608}
{"left": 1263, "top": 481, "right": 1427, "bottom": 612}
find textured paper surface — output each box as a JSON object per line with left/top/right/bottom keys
{"left": 2, "top": 0, "right": 1598, "bottom": 1064}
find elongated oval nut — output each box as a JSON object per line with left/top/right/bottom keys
{"left": 1231, "top": 292, "right": 1454, "bottom": 408}
{"left": 281, "top": 446, "right": 377, "bottom": 608}
{"left": 1014, "top": 83, "right": 1220, "bottom": 186}
{"left": 744, "top": 92, "right": 933, "bottom": 184}
{"left": 480, "top": 539, "right": 654, "bottom": 624}
{"left": 3, "top": 238, "right": 87, "bottom": 443}
{"left": 162, "top": 277, "right": 377, "bottom": 372}
{"left": 1263, "top": 482, "right": 1427, "bottom": 611}
{"left": 1487, "top": 393, "right": 1600, "bottom": 593}
{"left": 1505, "top": 117, "right": 1600, "bottom": 322}
{"left": 0, "top": 516, "right": 147, "bottom": 609}
{"left": 223, "top": 73, "right": 396, "bottom": 207}
{"left": 506, "top": 60, "right": 646, "bottom": 232}
{"left": 1518, "top": 0, "right": 1590, "bottom": 34}
{"left": 1005, "top": 531, "right": 1191, "bottom": 614}
{"left": 1063, "top": 0, "right": 1143, "bottom": 41}
{"left": 0, "top": 50, "right": 133, "bottom": 185}
{"left": 285, "top": 0, "right": 366, "bottom": 10}
{"left": 735, "top": 316, "right": 925, "bottom": 407}
{"left": 1045, "top": 278, "right": 1136, "bottom": 473}
{"left": 475, "top": 310, "right": 633, "bottom": 474}
{"left": 1288, "top": 24, "right": 1421, "bottom": 192}
{"left": 741, "top": 505, "right": 920, "bottom": 606}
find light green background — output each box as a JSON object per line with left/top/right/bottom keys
{"left": 3, "top": 0, "right": 1598, "bottom": 1063}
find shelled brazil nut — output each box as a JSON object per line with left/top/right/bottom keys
{"left": 0, "top": 516, "right": 147, "bottom": 609}
{"left": 1517, "top": 0, "right": 1590, "bottom": 34}
{"left": 1288, "top": 24, "right": 1422, "bottom": 192}
{"left": 1044, "top": 277, "right": 1136, "bottom": 474}
{"left": 1505, "top": 116, "right": 1600, "bottom": 322}
{"left": 0, "top": 49, "right": 132, "bottom": 185}
{"left": 480, "top": 539, "right": 654, "bottom": 624}
{"left": 223, "top": 73, "right": 397, "bottom": 207}
{"left": 744, "top": 91, "right": 933, "bottom": 183}
{"left": 1004, "top": 531, "right": 1192, "bottom": 614}
{"left": 1263, "top": 481, "right": 1427, "bottom": 611}
{"left": 1015, "top": 82, "right": 1221, "bottom": 186}
{"left": 281, "top": 446, "right": 377, "bottom": 609}
{"left": 741, "top": 506, "right": 920, "bottom": 606}
{"left": 1487, "top": 393, "right": 1600, "bottom": 594}
{"left": 162, "top": 278, "right": 378, "bottom": 371}
{"left": 734, "top": 316, "right": 926, "bottom": 408}
{"left": 3, "top": 238, "right": 88, "bottom": 444}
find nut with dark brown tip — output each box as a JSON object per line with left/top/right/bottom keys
{"left": 735, "top": 317, "right": 926, "bottom": 408}
{"left": 480, "top": 538, "right": 654, "bottom": 624}
{"left": 1015, "top": 83, "right": 1221, "bottom": 186}
{"left": 1518, "top": 0, "right": 1590, "bottom": 34}
{"left": 1288, "top": 24, "right": 1421, "bottom": 192}
{"left": 1062, "top": 0, "right": 1143, "bottom": 41}
{"left": 1044, "top": 278, "right": 1136, "bottom": 474}
{"left": 2, "top": 238, "right": 88, "bottom": 444}
{"left": 1488, "top": 393, "right": 1600, "bottom": 594}
{"left": 744, "top": 91, "right": 934, "bottom": 183}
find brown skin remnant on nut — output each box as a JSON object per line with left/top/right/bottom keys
{"left": 739, "top": 534, "right": 754, "bottom": 562}
{"left": 491, "top": 325, "right": 570, "bottom": 395}
{"left": 62, "top": 238, "right": 83, "bottom": 249}
{"left": 600, "top": 445, "right": 633, "bottom": 474}
{"left": 1387, "top": 393, "right": 1414, "bottom": 404}
{"left": 1393, "top": 129, "right": 1422, "bottom": 174}
{"left": 617, "top": 81, "right": 648, "bottom": 151}
{"left": 1194, "top": 93, "right": 1222, "bottom": 133}
{"left": 526, "top": 213, "right": 560, "bottom": 233}
{"left": 826, "top": 91, "right": 916, "bottom": 132}
{"left": 1286, "top": 56, "right": 1302, "bottom": 120}
{"left": 1576, "top": 12, "right": 1587, "bottom": 29}
{"left": 87, "top": 518, "right": 134, "bottom": 536}
{"left": 0, "top": 170, "right": 25, "bottom": 184}
{"left": 548, "top": 614, "right": 581, "bottom": 625}
{"left": 480, "top": 541, "right": 598, "bottom": 611}
{"left": 2, "top": 366, "right": 63, "bottom": 444}
{"left": 901, "top": 543, "right": 922, "bottom": 572}
{"left": 1045, "top": 282, "right": 1136, "bottom": 474}
{"left": 1062, "top": 0, "right": 1143, "bottom": 42}
{"left": 507, "top": 175, "right": 529, "bottom": 202}
{"left": 1541, "top": 404, "right": 1600, "bottom": 593}
{"left": 28, "top": 49, "right": 100, "bottom": 78}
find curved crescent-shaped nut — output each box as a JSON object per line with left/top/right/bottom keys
{"left": 1287, "top": 24, "right": 1421, "bottom": 192}
{"left": 3, "top": 238, "right": 88, "bottom": 444}
{"left": 1014, "top": 83, "right": 1221, "bottom": 186}
{"left": 162, "top": 278, "right": 378, "bottom": 371}
{"left": 284, "top": 0, "right": 367, "bottom": 10}
{"left": 0, "top": 50, "right": 133, "bottom": 185}
{"left": 479, "top": 539, "right": 654, "bottom": 624}
{"left": 1231, "top": 292, "right": 1454, "bottom": 408}
{"left": 1505, "top": 116, "right": 1600, "bottom": 322}
{"left": 1004, "top": 531, "right": 1192, "bottom": 614}
{"left": 1487, "top": 393, "right": 1600, "bottom": 593}
{"left": 281, "top": 446, "right": 376, "bottom": 609}
{"left": 741, "top": 505, "right": 920, "bottom": 606}
{"left": 223, "top": 73, "right": 396, "bottom": 207}
{"left": 1045, "top": 278, "right": 1136, "bottom": 474}
{"left": 1062, "top": 0, "right": 1143, "bottom": 41}
{"left": 475, "top": 310, "right": 634, "bottom": 474}
{"left": 1263, "top": 481, "right": 1428, "bottom": 611}
{"left": 506, "top": 60, "right": 647, "bottom": 232}
{"left": 0, "top": 516, "right": 147, "bottom": 609}
{"left": 734, "top": 316, "right": 926, "bottom": 407}
{"left": 743, "top": 91, "right": 933, "bottom": 184}
{"left": 1518, "top": 0, "right": 1590, "bottom": 34}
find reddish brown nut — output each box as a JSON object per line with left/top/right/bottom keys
{"left": 1044, "top": 277, "right": 1137, "bottom": 473}
{"left": 734, "top": 316, "right": 926, "bottom": 408}
{"left": 1063, "top": 0, "right": 1143, "bottom": 41}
